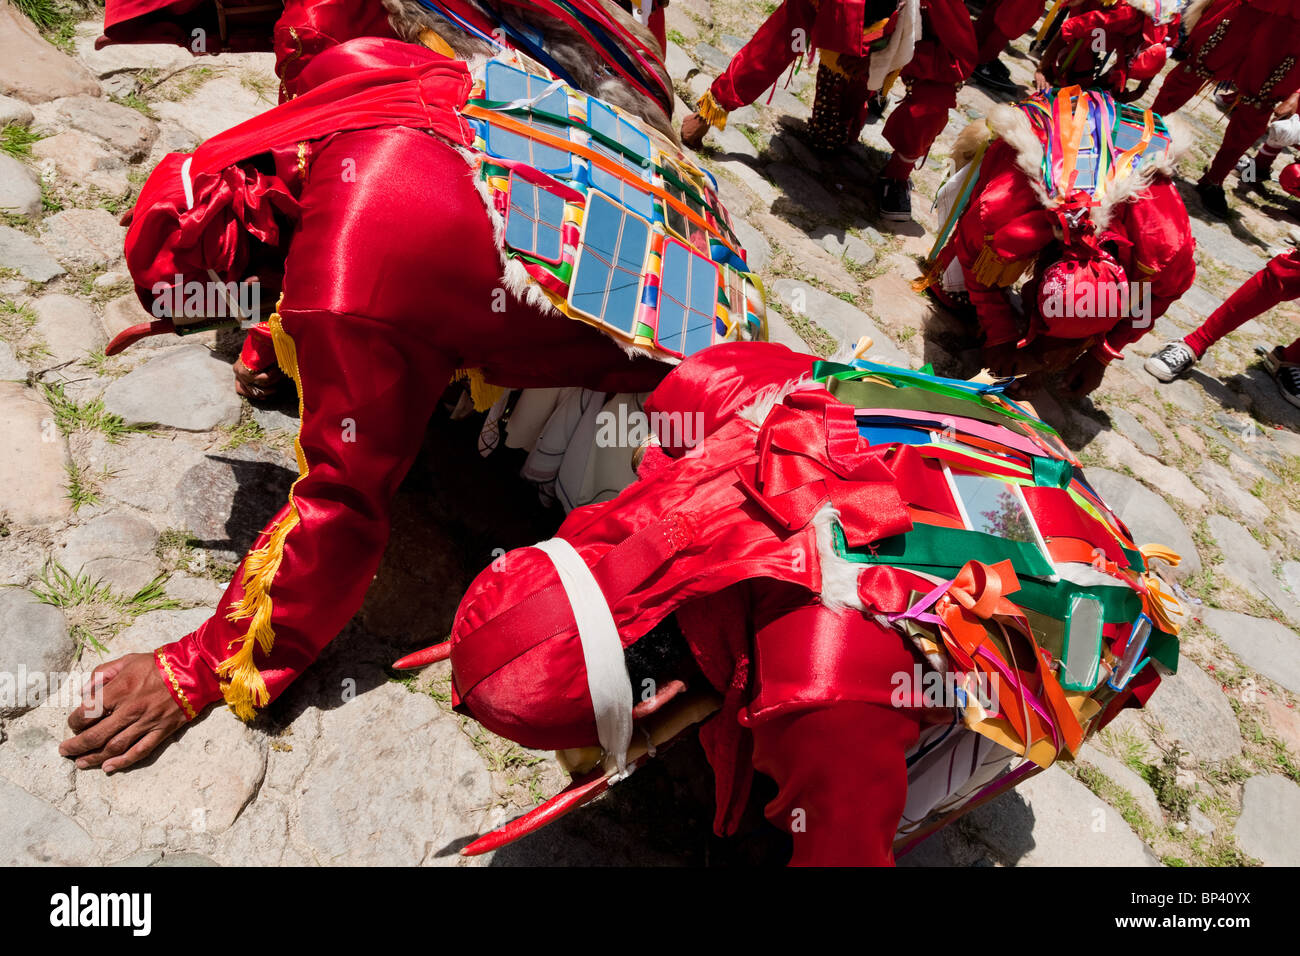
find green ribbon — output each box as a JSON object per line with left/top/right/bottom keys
{"left": 1031, "top": 455, "right": 1073, "bottom": 489}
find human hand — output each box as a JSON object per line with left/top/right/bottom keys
{"left": 60, "top": 654, "right": 190, "bottom": 773}
{"left": 233, "top": 357, "right": 285, "bottom": 401}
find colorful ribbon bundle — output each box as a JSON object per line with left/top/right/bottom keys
{"left": 1018, "top": 86, "right": 1168, "bottom": 203}
{"left": 812, "top": 359, "right": 1182, "bottom": 767}
{"left": 413, "top": 0, "right": 673, "bottom": 116}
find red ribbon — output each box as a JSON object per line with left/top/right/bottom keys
{"left": 740, "top": 391, "right": 914, "bottom": 547}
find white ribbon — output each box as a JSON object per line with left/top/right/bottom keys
{"left": 532, "top": 538, "right": 634, "bottom": 780}
{"left": 180, "top": 156, "right": 195, "bottom": 210}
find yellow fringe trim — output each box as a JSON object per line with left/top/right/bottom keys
{"left": 912, "top": 259, "right": 944, "bottom": 293}
{"left": 453, "top": 368, "right": 507, "bottom": 412}
{"left": 695, "top": 89, "right": 729, "bottom": 131}
{"left": 156, "top": 651, "right": 197, "bottom": 720}
{"left": 971, "top": 244, "right": 1030, "bottom": 288}
{"left": 218, "top": 302, "right": 308, "bottom": 720}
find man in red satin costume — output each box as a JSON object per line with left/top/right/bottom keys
{"left": 440, "top": 341, "right": 1163, "bottom": 864}
{"left": 1151, "top": 0, "right": 1300, "bottom": 217}
{"left": 447, "top": 342, "right": 929, "bottom": 864}
{"left": 678, "top": 0, "right": 977, "bottom": 221}
{"left": 59, "top": 23, "right": 674, "bottom": 772}
{"left": 929, "top": 107, "right": 1195, "bottom": 394}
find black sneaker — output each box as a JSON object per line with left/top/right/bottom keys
{"left": 866, "top": 92, "right": 888, "bottom": 120}
{"left": 1276, "top": 364, "right": 1300, "bottom": 408}
{"left": 1144, "top": 340, "right": 1198, "bottom": 382}
{"left": 877, "top": 177, "right": 913, "bottom": 221}
{"left": 972, "top": 59, "right": 1018, "bottom": 93}
{"left": 1259, "top": 344, "right": 1300, "bottom": 409}
{"left": 1196, "top": 180, "right": 1230, "bottom": 217}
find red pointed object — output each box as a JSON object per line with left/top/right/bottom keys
{"left": 392, "top": 642, "right": 452, "bottom": 669}
{"left": 461, "top": 770, "right": 612, "bottom": 856}
{"left": 105, "top": 319, "right": 175, "bottom": 355}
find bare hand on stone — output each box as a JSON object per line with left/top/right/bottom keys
{"left": 233, "top": 356, "right": 285, "bottom": 401}
{"left": 60, "top": 654, "right": 189, "bottom": 773}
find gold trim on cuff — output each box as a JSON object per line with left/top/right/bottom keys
{"left": 156, "top": 651, "right": 197, "bottom": 720}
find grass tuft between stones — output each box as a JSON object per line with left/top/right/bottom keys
{"left": 30, "top": 560, "right": 181, "bottom": 656}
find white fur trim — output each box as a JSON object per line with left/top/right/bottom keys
{"left": 813, "top": 504, "right": 867, "bottom": 611}
{"left": 736, "top": 375, "right": 811, "bottom": 427}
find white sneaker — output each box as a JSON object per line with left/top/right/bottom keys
{"left": 1144, "top": 341, "right": 1197, "bottom": 382}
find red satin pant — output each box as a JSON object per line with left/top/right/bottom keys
{"left": 880, "top": 79, "right": 958, "bottom": 178}
{"left": 1184, "top": 248, "right": 1300, "bottom": 360}
{"left": 745, "top": 588, "right": 924, "bottom": 866}
{"left": 1151, "top": 2, "right": 1300, "bottom": 185}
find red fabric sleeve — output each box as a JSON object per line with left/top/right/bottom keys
{"left": 164, "top": 304, "right": 456, "bottom": 718}
{"left": 1061, "top": 5, "right": 1142, "bottom": 42}
{"left": 153, "top": 642, "right": 220, "bottom": 719}
{"left": 239, "top": 323, "right": 279, "bottom": 370}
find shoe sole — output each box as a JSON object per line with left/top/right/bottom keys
{"left": 1254, "top": 344, "right": 1300, "bottom": 375}
{"left": 1143, "top": 357, "right": 1184, "bottom": 382}
{"left": 878, "top": 209, "right": 913, "bottom": 222}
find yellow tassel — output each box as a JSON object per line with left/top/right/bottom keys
{"left": 416, "top": 27, "right": 456, "bottom": 59}
{"left": 879, "top": 69, "right": 900, "bottom": 99}
{"left": 911, "top": 259, "right": 944, "bottom": 293}
{"left": 971, "top": 245, "right": 1030, "bottom": 288}
{"left": 218, "top": 302, "right": 309, "bottom": 720}
{"left": 452, "top": 368, "right": 507, "bottom": 412}
{"left": 695, "top": 89, "right": 729, "bottom": 131}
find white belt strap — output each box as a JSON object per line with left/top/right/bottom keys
{"left": 532, "top": 538, "right": 634, "bottom": 780}
{"left": 180, "top": 156, "right": 195, "bottom": 210}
